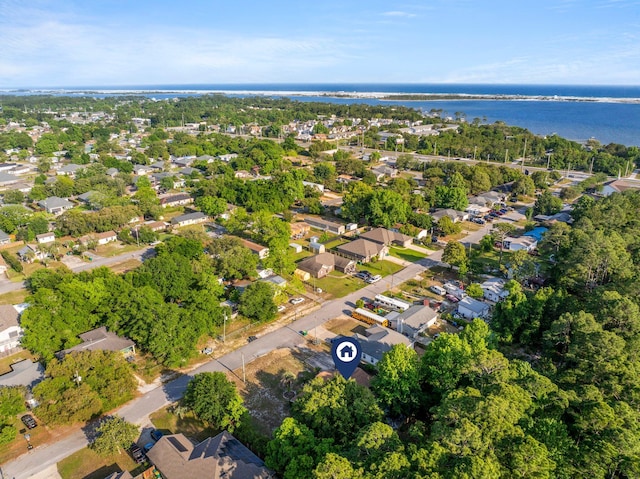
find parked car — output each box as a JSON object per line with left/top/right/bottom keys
{"left": 277, "top": 305, "right": 286, "bottom": 313}
{"left": 130, "top": 444, "right": 145, "bottom": 464}
{"left": 21, "top": 414, "right": 37, "bottom": 429}
{"left": 367, "top": 275, "right": 382, "bottom": 284}
{"left": 445, "top": 294, "right": 459, "bottom": 303}
{"left": 247, "top": 335, "right": 258, "bottom": 343}
{"left": 290, "top": 297, "right": 304, "bottom": 305}
{"left": 201, "top": 347, "right": 213, "bottom": 355}
{"left": 150, "top": 429, "right": 164, "bottom": 442}
{"left": 143, "top": 442, "right": 155, "bottom": 453}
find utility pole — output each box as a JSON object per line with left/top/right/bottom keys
{"left": 521, "top": 138, "right": 527, "bottom": 172}
{"left": 505, "top": 148, "right": 508, "bottom": 163}
{"left": 241, "top": 353, "right": 246, "bottom": 383}
{"left": 473, "top": 146, "right": 477, "bottom": 161}
{"left": 223, "top": 312, "right": 227, "bottom": 343}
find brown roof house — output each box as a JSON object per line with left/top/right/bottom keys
{"left": 79, "top": 230, "right": 117, "bottom": 246}
{"left": 146, "top": 432, "right": 274, "bottom": 479}
{"left": 56, "top": 327, "right": 135, "bottom": 360}
{"left": 336, "top": 239, "right": 388, "bottom": 263}
{"left": 241, "top": 239, "right": 270, "bottom": 260}
{"left": 360, "top": 227, "right": 413, "bottom": 248}
{"left": 296, "top": 252, "right": 356, "bottom": 279}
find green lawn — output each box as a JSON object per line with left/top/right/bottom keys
{"left": 389, "top": 246, "right": 427, "bottom": 262}
{"left": 324, "top": 238, "right": 350, "bottom": 250}
{"left": 360, "top": 260, "right": 405, "bottom": 277}
{"left": 57, "top": 447, "right": 145, "bottom": 479}
{"left": 316, "top": 271, "right": 366, "bottom": 298}
{"left": 150, "top": 407, "right": 217, "bottom": 443}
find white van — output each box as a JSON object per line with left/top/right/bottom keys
{"left": 429, "top": 285, "right": 446, "bottom": 296}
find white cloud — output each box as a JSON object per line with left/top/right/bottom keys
{"left": 382, "top": 10, "right": 417, "bottom": 17}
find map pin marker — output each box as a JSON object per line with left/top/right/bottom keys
{"left": 331, "top": 337, "right": 362, "bottom": 379}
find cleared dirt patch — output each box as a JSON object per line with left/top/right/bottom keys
{"left": 230, "top": 347, "right": 322, "bottom": 436}
{"left": 324, "top": 316, "right": 368, "bottom": 337}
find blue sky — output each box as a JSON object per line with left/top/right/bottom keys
{"left": 1, "top": 0, "right": 639, "bottom": 87}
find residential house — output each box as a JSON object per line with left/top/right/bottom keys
{"left": 56, "top": 163, "right": 85, "bottom": 177}
{"left": 296, "top": 252, "right": 356, "bottom": 279}
{"left": 302, "top": 181, "right": 325, "bottom": 193}
{"left": 142, "top": 220, "right": 167, "bottom": 232}
{"left": 388, "top": 305, "right": 439, "bottom": 339}
{"left": 56, "top": 326, "right": 135, "bottom": 360}
{"left": 336, "top": 239, "right": 388, "bottom": 263}
{"left": 481, "top": 278, "right": 509, "bottom": 302}
{"left": 290, "top": 222, "right": 311, "bottom": 239}
{"left": 172, "top": 156, "right": 196, "bottom": 167}
{"left": 38, "top": 196, "right": 74, "bottom": 215}
{"left": 146, "top": 432, "right": 273, "bottom": 479}
{"left": 466, "top": 203, "right": 491, "bottom": 216}
{"left": 0, "top": 305, "right": 22, "bottom": 354}
{"left": 503, "top": 235, "right": 537, "bottom": 252}
{"left": 431, "top": 208, "right": 469, "bottom": 223}
{"left": 352, "top": 326, "right": 412, "bottom": 365}
{"left": 133, "top": 164, "right": 153, "bottom": 175}
{"left": 241, "top": 239, "right": 269, "bottom": 259}
{"left": 304, "top": 217, "right": 346, "bottom": 235}
{"left": 105, "top": 167, "right": 119, "bottom": 177}
{"left": 457, "top": 297, "right": 490, "bottom": 320}
{"left": 0, "top": 172, "right": 19, "bottom": 187}
{"left": 0, "top": 230, "right": 11, "bottom": 245}
{"left": 470, "top": 191, "right": 504, "bottom": 207}
{"left": 371, "top": 165, "right": 398, "bottom": 181}
{"left": 0, "top": 359, "right": 45, "bottom": 389}
{"left": 217, "top": 153, "right": 238, "bottom": 163}
{"left": 0, "top": 255, "right": 7, "bottom": 276}
{"left": 234, "top": 170, "right": 253, "bottom": 179}
{"left": 171, "top": 212, "right": 208, "bottom": 228}
{"left": 105, "top": 472, "right": 133, "bottom": 479}
{"left": 360, "top": 227, "right": 413, "bottom": 248}
{"left": 36, "top": 232, "right": 55, "bottom": 244}
{"left": 260, "top": 275, "right": 288, "bottom": 289}
{"left": 77, "top": 191, "right": 99, "bottom": 204}
{"left": 601, "top": 179, "right": 640, "bottom": 197}
{"left": 151, "top": 172, "right": 185, "bottom": 189}
{"left": 79, "top": 230, "right": 117, "bottom": 246}
{"left": 160, "top": 193, "right": 194, "bottom": 208}
{"left": 309, "top": 241, "right": 326, "bottom": 254}
{"left": 17, "top": 245, "right": 46, "bottom": 263}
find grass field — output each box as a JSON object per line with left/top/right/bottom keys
{"left": 316, "top": 272, "right": 365, "bottom": 298}
{"left": 360, "top": 260, "right": 404, "bottom": 277}
{"left": 0, "top": 288, "right": 28, "bottom": 305}
{"left": 57, "top": 447, "right": 144, "bottom": 479}
{"left": 389, "top": 246, "right": 427, "bottom": 262}
{"left": 150, "top": 407, "right": 217, "bottom": 443}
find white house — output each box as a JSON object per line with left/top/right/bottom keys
{"left": 503, "top": 236, "right": 537, "bottom": 252}
{"left": 353, "top": 326, "right": 412, "bottom": 365}
{"left": 0, "top": 305, "right": 22, "bottom": 354}
{"left": 481, "top": 278, "right": 509, "bottom": 302}
{"left": 457, "top": 297, "right": 490, "bottom": 320}
{"left": 36, "top": 232, "right": 56, "bottom": 244}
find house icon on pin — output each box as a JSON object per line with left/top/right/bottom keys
{"left": 340, "top": 345, "right": 354, "bottom": 359}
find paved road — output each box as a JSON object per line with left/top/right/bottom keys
{"left": 0, "top": 247, "right": 154, "bottom": 296}
{"left": 2, "top": 213, "right": 527, "bottom": 478}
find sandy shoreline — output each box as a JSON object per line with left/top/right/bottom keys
{"left": 2, "top": 89, "right": 640, "bottom": 104}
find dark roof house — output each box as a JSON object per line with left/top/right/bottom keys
{"left": 336, "top": 239, "right": 388, "bottom": 263}
{"left": 56, "top": 326, "right": 135, "bottom": 359}
{"left": 146, "top": 432, "right": 273, "bottom": 479}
